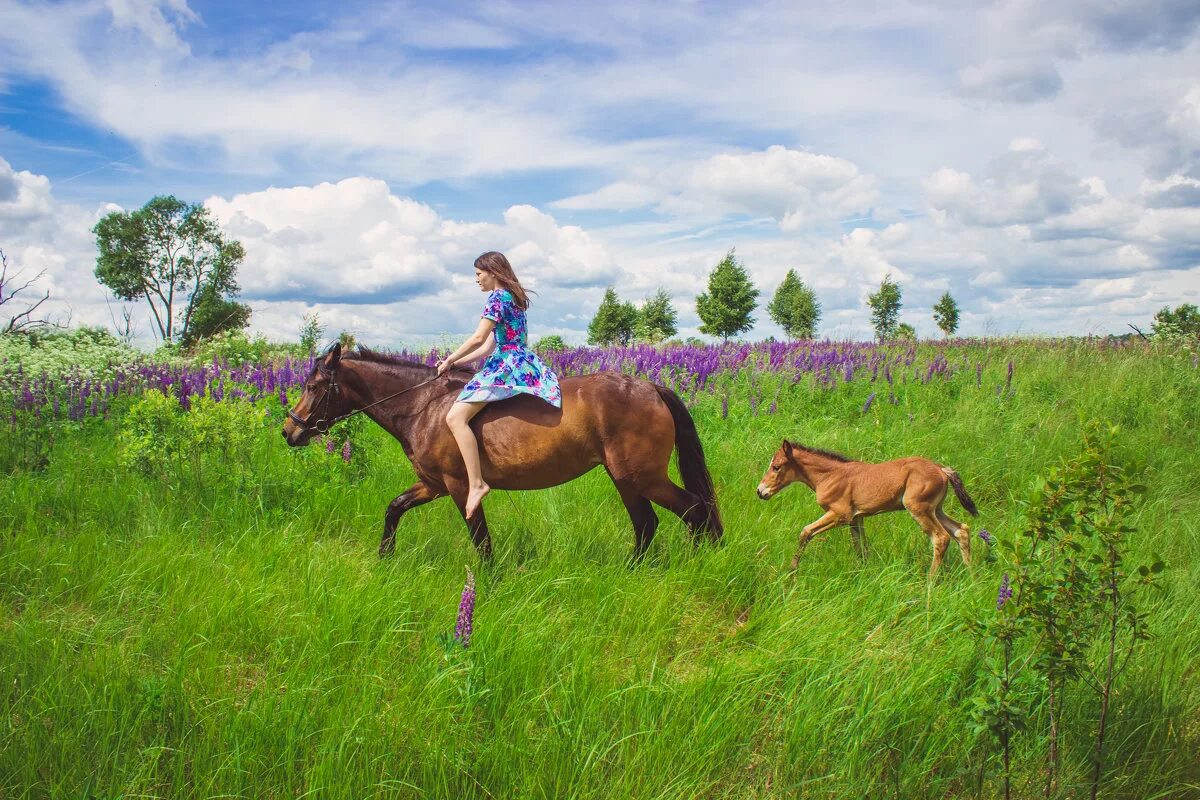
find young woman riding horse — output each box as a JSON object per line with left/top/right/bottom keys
{"left": 281, "top": 255, "right": 723, "bottom": 561}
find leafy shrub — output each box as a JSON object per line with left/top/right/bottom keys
{"left": 0, "top": 327, "right": 142, "bottom": 384}
{"left": 534, "top": 335, "right": 566, "bottom": 353}
{"left": 188, "top": 331, "right": 273, "bottom": 367}
{"left": 120, "top": 391, "right": 267, "bottom": 486}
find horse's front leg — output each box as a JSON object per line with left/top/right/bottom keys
{"left": 380, "top": 481, "right": 440, "bottom": 557}
{"left": 447, "top": 479, "right": 494, "bottom": 560}
{"left": 790, "top": 510, "right": 844, "bottom": 570}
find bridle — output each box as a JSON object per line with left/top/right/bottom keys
{"left": 286, "top": 360, "right": 442, "bottom": 435}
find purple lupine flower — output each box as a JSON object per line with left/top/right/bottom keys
{"left": 279, "top": 387, "right": 288, "bottom": 407}
{"left": 978, "top": 528, "right": 993, "bottom": 546}
{"left": 326, "top": 438, "right": 336, "bottom": 454}
{"left": 975, "top": 363, "right": 983, "bottom": 388}
{"left": 341, "top": 439, "right": 352, "bottom": 464}
{"left": 996, "top": 573, "right": 1013, "bottom": 610}
{"left": 454, "top": 567, "right": 476, "bottom": 647}
{"left": 862, "top": 392, "right": 875, "bottom": 413}
{"left": 721, "top": 394, "right": 729, "bottom": 419}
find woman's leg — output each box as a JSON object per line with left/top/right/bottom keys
{"left": 445, "top": 400, "right": 490, "bottom": 517}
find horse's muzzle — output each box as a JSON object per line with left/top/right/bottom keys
{"left": 756, "top": 484, "right": 773, "bottom": 500}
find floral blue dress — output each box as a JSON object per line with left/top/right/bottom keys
{"left": 457, "top": 289, "right": 562, "bottom": 408}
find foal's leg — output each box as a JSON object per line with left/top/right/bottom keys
{"left": 790, "top": 510, "right": 844, "bottom": 570}
{"left": 379, "top": 480, "right": 440, "bottom": 557}
{"left": 642, "top": 478, "right": 712, "bottom": 543}
{"left": 908, "top": 507, "right": 952, "bottom": 578}
{"left": 850, "top": 516, "right": 869, "bottom": 560}
{"left": 937, "top": 506, "right": 972, "bottom": 567}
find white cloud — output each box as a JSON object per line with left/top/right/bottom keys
{"left": 554, "top": 146, "right": 878, "bottom": 231}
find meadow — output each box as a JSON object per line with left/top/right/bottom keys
{"left": 1, "top": 337, "right": 1198, "bottom": 799}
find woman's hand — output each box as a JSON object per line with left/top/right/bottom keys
{"left": 436, "top": 358, "right": 454, "bottom": 376}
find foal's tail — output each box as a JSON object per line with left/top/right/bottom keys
{"left": 942, "top": 467, "right": 979, "bottom": 517}
{"left": 655, "top": 385, "right": 724, "bottom": 539}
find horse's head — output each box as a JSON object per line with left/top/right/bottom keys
{"left": 756, "top": 439, "right": 802, "bottom": 499}
{"left": 282, "top": 343, "right": 355, "bottom": 447}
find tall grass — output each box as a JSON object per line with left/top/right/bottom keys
{"left": 1, "top": 340, "right": 1198, "bottom": 798}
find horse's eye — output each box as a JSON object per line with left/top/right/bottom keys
{"left": 772, "top": 465, "right": 781, "bottom": 472}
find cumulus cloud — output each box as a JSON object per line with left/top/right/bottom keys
{"left": 554, "top": 146, "right": 878, "bottom": 230}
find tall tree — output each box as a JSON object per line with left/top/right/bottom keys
{"left": 635, "top": 288, "right": 678, "bottom": 343}
{"left": 866, "top": 273, "right": 903, "bottom": 341}
{"left": 932, "top": 291, "right": 960, "bottom": 337}
{"left": 588, "top": 287, "right": 637, "bottom": 346}
{"left": 94, "top": 195, "right": 246, "bottom": 344}
{"left": 696, "top": 249, "right": 759, "bottom": 341}
{"left": 768, "top": 269, "right": 821, "bottom": 339}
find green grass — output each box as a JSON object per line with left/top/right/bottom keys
{"left": 2, "top": 341, "right": 1198, "bottom": 798}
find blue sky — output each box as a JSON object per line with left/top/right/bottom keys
{"left": 0, "top": 0, "right": 1198, "bottom": 346}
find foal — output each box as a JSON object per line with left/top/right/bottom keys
{"left": 756, "top": 440, "right": 979, "bottom": 577}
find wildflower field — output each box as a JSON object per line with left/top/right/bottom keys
{"left": 1, "top": 336, "right": 1198, "bottom": 799}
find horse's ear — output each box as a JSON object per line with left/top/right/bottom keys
{"left": 324, "top": 342, "right": 342, "bottom": 367}
{"left": 782, "top": 439, "right": 794, "bottom": 456}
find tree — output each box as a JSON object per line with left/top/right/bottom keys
{"left": 696, "top": 249, "right": 759, "bottom": 341}
{"left": 534, "top": 334, "right": 567, "bottom": 353}
{"left": 1151, "top": 304, "right": 1200, "bottom": 340}
{"left": 0, "top": 248, "right": 53, "bottom": 334}
{"left": 932, "top": 291, "right": 960, "bottom": 337}
{"left": 299, "top": 312, "right": 325, "bottom": 355}
{"left": 768, "top": 269, "right": 821, "bottom": 339}
{"left": 588, "top": 287, "right": 638, "bottom": 346}
{"left": 181, "top": 271, "right": 251, "bottom": 347}
{"left": 895, "top": 322, "right": 917, "bottom": 340}
{"left": 866, "top": 273, "right": 903, "bottom": 341}
{"left": 635, "top": 288, "right": 678, "bottom": 343}
{"left": 94, "top": 195, "right": 246, "bottom": 344}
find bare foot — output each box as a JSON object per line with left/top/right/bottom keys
{"left": 465, "top": 483, "right": 490, "bottom": 518}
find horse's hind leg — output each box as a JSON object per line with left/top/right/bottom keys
{"left": 447, "top": 480, "right": 493, "bottom": 560}
{"left": 641, "top": 478, "right": 710, "bottom": 543}
{"left": 909, "top": 508, "right": 952, "bottom": 578}
{"left": 937, "top": 506, "right": 971, "bottom": 567}
{"left": 380, "top": 481, "right": 439, "bottom": 557}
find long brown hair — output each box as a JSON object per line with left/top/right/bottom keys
{"left": 474, "top": 251, "right": 532, "bottom": 310}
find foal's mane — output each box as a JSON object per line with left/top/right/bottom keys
{"left": 789, "top": 440, "right": 854, "bottom": 463}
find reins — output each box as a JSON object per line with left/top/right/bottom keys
{"left": 288, "top": 362, "right": 443, "bottom": 434}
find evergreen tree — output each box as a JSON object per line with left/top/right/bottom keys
{"left": 635, "top": 288, "right": 678, "bottom": 343}
{"left": 895, "top": 322, "right": 917, "bottom": 341}
{"left": 866, "top": 273, "right": 903, "bottom": 341}
{"left": 588, "top": 287, "right": 637, "bottom": 346}
{"left": 696, "top": 249, "right": 759, "bottom": 341}
{"left": 932, "top": 291, "right": 960, "bottom": 337}
{"left": 768, "top": 269, "right": 821, "bottom": 339}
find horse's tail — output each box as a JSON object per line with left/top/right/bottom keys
{"left": 655, "top": 385, "right": 724, "bottom": 539}
{"left": 942, "top": 466, "right": 979, "bottom": 517}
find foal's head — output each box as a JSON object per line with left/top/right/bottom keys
{"left": 756, "top": 440, "right": 804, "bottom": 500}
{"left": 282, "top": 343, "right": 356, "bottom": 447}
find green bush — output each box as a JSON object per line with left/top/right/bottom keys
{"left": 120, "top": 391, "right": 267, "bottom": 485}
{"left": 0, "top": 327, "right": 142, "bottom": 383}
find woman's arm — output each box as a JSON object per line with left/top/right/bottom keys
{"left": 437, "top": 318, "right": 495, "bottom": 374}
{"left": 458, "top": 339, "right": 496, "bottom": 367}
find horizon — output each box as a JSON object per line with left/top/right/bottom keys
{"left": 1, "top": 0, "right": 1198, "bottom": 346}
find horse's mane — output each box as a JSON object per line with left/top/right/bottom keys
{"left": 342, "top": 346, "right": 472, "bottom": 377}
{"left": 342, "top": 346, "right": 431, "bottom": 370}
{"left": 789, "top": 440, "right": 854, "bottom": 463}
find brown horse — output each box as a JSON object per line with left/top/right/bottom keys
{"left": 282, "top": 344, "right": 723, "bottom": 559}
{"left": 755, "top": 440, "right": 978, "bottom": 577}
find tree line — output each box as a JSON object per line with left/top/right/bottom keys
{"left": 586, "top": 249, "right": 965, "bottom": 345}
